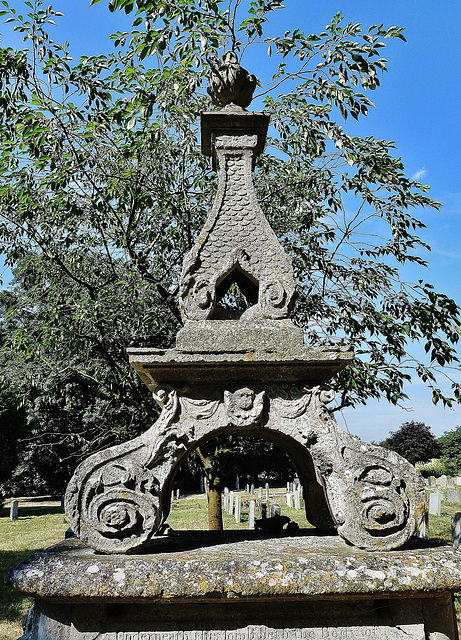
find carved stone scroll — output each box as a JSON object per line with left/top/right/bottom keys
{"left": 65, "top": 383, "right": 425, "bottom": 554}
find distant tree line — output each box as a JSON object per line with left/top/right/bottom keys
{"left": 378, "top": 420, "right": 461, "bottom": 476}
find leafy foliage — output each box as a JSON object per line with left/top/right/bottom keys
{"left": 0, "top": 0, "right": 460, "bottom": 493}
{"left": 384, "top": 421, "right": 441, "bottom": 465}
{"left": 439, "top": 426, "right": 461, "bottom": 473}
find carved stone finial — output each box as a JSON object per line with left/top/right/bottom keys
{"left": 207, "top": 51, "right": 257, "bottom": 109}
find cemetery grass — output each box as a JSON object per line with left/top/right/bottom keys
{"left": 0, "top": 497, "right": 68, "bottom": 640}
{"left": 0, "top": 492, "right": 460, "bottom": 639}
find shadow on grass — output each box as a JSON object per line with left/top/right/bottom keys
{"left": 0, "top": 549, "right": 39, "bottom": 623}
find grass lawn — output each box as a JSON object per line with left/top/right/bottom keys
{"left": 0, "top": 491, "right": 458, "bottom": 639}
{"left": 0, "top": 497, "right": 69, "bottom": 640}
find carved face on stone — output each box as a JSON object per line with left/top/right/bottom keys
{"left": 234, "top": 388, "right": 255, "bottom": 410}
{"left": 224, "top": 387, "right": 265, "bottom": 428}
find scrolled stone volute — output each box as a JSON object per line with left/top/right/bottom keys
{"left": 207, "top": 51, "right": 257, "bottom": 109}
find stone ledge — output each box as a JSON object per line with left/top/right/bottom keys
{"left": 127, "top": 346, "right": 353, "bottom": 388}
{"left": 6, "top": 532, "right": 461, "bottom": 603}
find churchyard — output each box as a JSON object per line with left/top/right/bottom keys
{"left": 0, "top": 487, "right": 460, "bottom": 640}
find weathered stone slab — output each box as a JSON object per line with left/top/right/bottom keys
{"left": 20, "top": 598, "right": 435, "bottom": 640}
{"left": 127, "top": 346, "right": 354, "bottom": 388}
{"left": 7, "top": 535, "right": 461, "bottom": 601}
{"left": 7, "top": 535, "right": 460, "bottom": 640}
{"left": 20, "top": 597, "right": 447, "bottom": 640}
{"left": 175, "top": 320, "right": 304, "bottom": 354}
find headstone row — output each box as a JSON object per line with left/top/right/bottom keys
{"left": 425, "top": 475, "right": 461, "bottom": 489}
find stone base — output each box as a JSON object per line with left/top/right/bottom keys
{"left": 21, "top": 595, "right": 458, "bottom": 640}
{"left": 6, "top": 533, "right": 461, "bottom": 640}
{"left": 175, "top": 320, "right": 305, "bottom": 354}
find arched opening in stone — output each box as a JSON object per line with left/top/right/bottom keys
{"left": 163, "top": 430, "right": 335, "bottom": 534}
{"left": 211, "top": 266, "right": 259, "bottom": 319}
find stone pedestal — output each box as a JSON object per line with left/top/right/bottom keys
{"left": 6, "top": 533, "right": 461, "bottom": 639}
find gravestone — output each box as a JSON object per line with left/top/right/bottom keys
{"left": 248, "top": 500, "right": 256, "bottom": 530}
{"left": 439, "top": 475, "right": 448, "bottom": 488}
{"left": 228, "top": 491, "right": 234, "bottom": 515}
{"left": 429, "top": 491, "right": 442, "bottom": 516}
{"left": 452, "top": 512, "right": 461, "bottom": 550}
{"left": 446, "top": 489, "right": 461, "bottom": 504}
{"left": 7, "top": 52, "right": 461, "bottom": 640}
{"left": 234, "top": 495, "right": 241, "bottom": 523}
{"left": 286, "top": 492, "right": 293, "bottom": 508}
{"left": 294, "top": 490, "right": 301, "bottom": 510}
{"left": 10, "top": 500, "right": 18, "bottom": 521}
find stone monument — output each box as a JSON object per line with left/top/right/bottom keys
{"left": 6, "top": 53, "right": 461, "bottom": 640}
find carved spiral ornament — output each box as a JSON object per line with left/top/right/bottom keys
{"left": 337, "top": 462, "right": 413, "bottom": 550}
{"left": 65, "top": 453, "right": 162, "bottom": 554}
{"left": 75, "top": 461, "right": 160, "bottom": 554}
{"left": 260, "top": 279, "right": 286, "bottom": 315}
{"left": 359, "top": 487, "right": 408, "bottom": 534}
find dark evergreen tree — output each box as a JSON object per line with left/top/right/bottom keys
{"left": 385, "top": 421, "right": 441, "bottom": 465}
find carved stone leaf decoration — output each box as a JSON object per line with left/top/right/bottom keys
{"left": 207, "top": 51, "right": 257, "bottom": 109}
{"left": 224, "top": 387, "right": 265, "bottom": 427}
{"left": 180, "top": 396, "right": 222, "bottom": 420}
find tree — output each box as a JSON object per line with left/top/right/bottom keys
{"left": 384, "top": 421, "right": 441, "bottom": 465}
{"left": 0, "top": 278, "right": 153, "bottom": 496}
{"left": 0, "top": 1, "right": 460, "bottom": 504}
{"left": 439, "top": 426, "right": 461, "bottom": 473}
{"left": 188, "top": 436, "right": 296, "bottom": 528}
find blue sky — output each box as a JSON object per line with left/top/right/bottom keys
{"left": 1, "top": 0, "right": 460, "bottom": 442}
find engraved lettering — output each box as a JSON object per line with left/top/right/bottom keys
{"left": 112, "top": 625, "right": 383, "bottom": 640}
